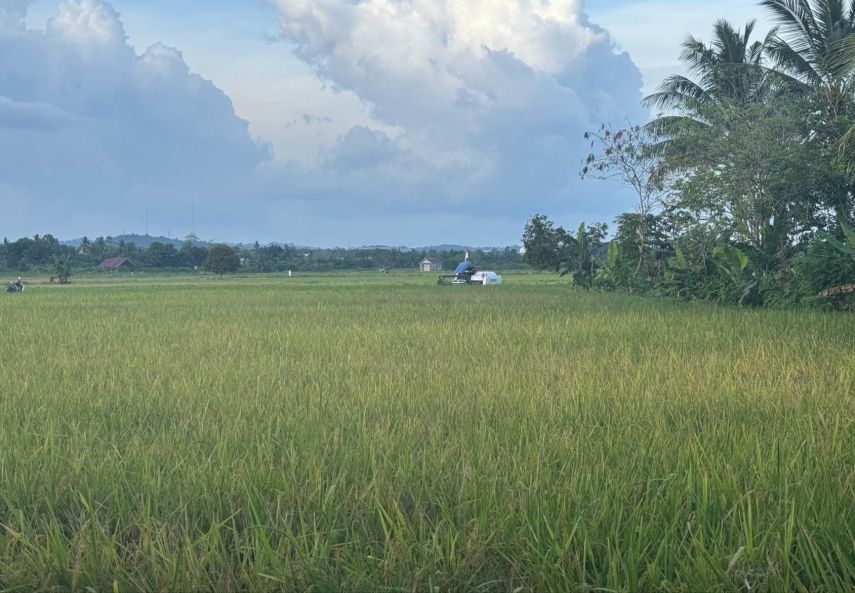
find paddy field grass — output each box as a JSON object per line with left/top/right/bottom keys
{"left": 0, "top": 273, "right": 853, "bottom": 592}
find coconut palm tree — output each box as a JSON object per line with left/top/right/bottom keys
{"left": 646, "top": 19, "right": 776, "bottom": 114}
{"left": 644, "top": 20, "right": 778, "bottom": 173}
{"left": 761, "top": 0, "right": 855, "bottom": 114}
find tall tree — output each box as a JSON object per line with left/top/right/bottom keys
{"left": 644, "top": 19, "right": 779, "bottom": 159}
{"left": 582, "top": 124, "right": 665, "bottom": 277}
{"left": 204, "top": 245, "right": 240, "bottom": 276}
{"left": 761, "top": 0, "right": 855, "bottom": 114}
{"left": 667, "top": 97, "right": 830, "bottom": 273}
{"left": 522, "top": 215, "right": 573, "bottom": 272}
{"left": 646, "top": 19, "right": 776, "bottom": 115}
{"left": 761, "top": 0, "right": 855, "bottom": 220}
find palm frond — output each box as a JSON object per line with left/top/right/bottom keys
{"left": 765, "top": 36, "right": 824, "bottom": 84}
{"left": 643, "top": 76, "right": 710, "bottom": 110}
{"left": 760, "top": 0, "right": 822, "bottom": 57}
{"left": 825, "top": 33, "right": 855, "bottom": 77}
{"left": 834, "top": 120, "right": 855, "bottom": 180}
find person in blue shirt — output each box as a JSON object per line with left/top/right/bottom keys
{"left": 454, "top": 251, "right": 474, "bottom": 280}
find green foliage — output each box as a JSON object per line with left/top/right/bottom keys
{"left": 144, "top": 241, "right": 180, "bottom": 268}
{"left": 522, "top": 214, "right": 572, "bottom": 272}
{"left": 522, "top": 216, "right": 608, "bottom": 288}
{"left": 594, "top": 241, "right": 620, "bottom": 289}
{"left": 611, "top": 212, "right": 672, "bottom": 291}
{"left": 826, "top": 216, "right": 855, "bottom": 257}
{"left": 0, "top": 235, "right": 527, "bottom": 276}
{"left": 204, "top": 244, "right": 240, "bottom": 275}
{"left": 559, "top": 223, "right": 596, "bottom": 288}
{"left": 794, "top": 239, "right": 855, "bottom": 297}
{"left": 796, "top": 216, "right": 855, "bottom": 308}
{"left": 51, "top": 253, "right": 72, "bottom": 284}
{"left": 665, "top": 244, "right": 703, "bottom": 299}
{"left": 712, "top": 242, "right": 760, "bottom": 306}
{"left": 575, "top": 1, "right": 855, "bottom": 309}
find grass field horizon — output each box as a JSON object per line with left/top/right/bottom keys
{"left": 1, "top": 274, "right": 853, "bottom": 592}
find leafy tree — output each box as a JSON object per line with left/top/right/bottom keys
{"left": 145, "top": 242, "right": 180, "bottom": 268}
{"left": 522, "top": 214, "right": 573, "bottom": 272}
{"left": 827, "top": 215, "right": 855, "bottom": 258}
{"left": 179, "top": 242, "right": 208, "bottom": 268}
{"left": 668, "top": 97, "right": 832, "bottom": 273}
{"left": 581, "top": 124, "right": 665, "bottom": 277}
{"left": 612, "top": 212, "right": 673, "bottom": 290}
{"left": 760, "top": 0, "right": 855, "bottom": 217}
{"left": 249, "top": 241, "right": 272, "bottom": 273}
{"left": 204, "top": 244, "right": 240, "bottom": 275}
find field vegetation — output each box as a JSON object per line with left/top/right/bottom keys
{"left": 1, "top": 274, "right": 853, "bottom": 592}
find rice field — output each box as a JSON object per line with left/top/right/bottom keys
{"left": 0, "top": 273, "right": 853, "bottom": 592}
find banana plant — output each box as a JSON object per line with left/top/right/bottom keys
{"left": 560, "top": 223, "right": 595, "bottom": 289}
{"left": 51, "top": 253, "right": 73, "bottom": 285}
{"left": 712, "top": 242, "right": 757, "bottom": 305}
{"left": 825, "top": 217, "right": 855, "bottom": 258}
{"left": 594, "top": 241, "right": 620, "bottom": 289}
{"left": 665, "top": 244, "right": 695, "bottom": 298}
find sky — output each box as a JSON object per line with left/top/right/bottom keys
{"left": 2, "top": 0, "right": 773, "bottom": 246}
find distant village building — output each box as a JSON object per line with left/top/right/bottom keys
{"left": 99, "top": 257, "right": 134, "bottom": 271}
{"left": 419, "top": 258, "right": 443, "bottom": 272}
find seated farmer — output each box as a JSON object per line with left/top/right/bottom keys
{"left": 454, "top": 252, "right": 474, "bottom": 279}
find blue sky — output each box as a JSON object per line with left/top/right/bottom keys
{"left": 4, "top": 0, "right": 773, "bottom": 246}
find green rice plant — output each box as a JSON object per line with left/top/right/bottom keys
{"left": 0, "top": 273, "right": 852, "bottom": 592}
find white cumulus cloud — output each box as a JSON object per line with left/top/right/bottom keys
{"left": 266, "top": 0, "right": 646, "bottom": 231}
{"left": 3, "top": 0, "right": 647, "bottom": 245}
{"left": 0, "top": 0, "right": 270, "bottom": 239}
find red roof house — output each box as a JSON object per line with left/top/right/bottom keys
{"left": 99, "top": 257, "right": 134, "bottom": 271}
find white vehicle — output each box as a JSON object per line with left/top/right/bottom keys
{"left": 470, "top": 271, "right": 502, "bottom": 285}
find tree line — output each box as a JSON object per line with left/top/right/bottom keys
{"left": 525, "top": 0, "right": 855, "bottom": 309}
{"left": 0, "top": 234, "right": 525, "bottom": 277}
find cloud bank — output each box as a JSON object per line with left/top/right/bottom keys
{"left": 2, "top": 0, "right": 645, "bottom": 245}
{"left": 1, "top": 0, "right": 270, "bottom": 239}
{"left": 268, "top": 0, "right": 646, "bottom": 223}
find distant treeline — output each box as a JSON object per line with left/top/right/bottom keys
{"left": 0, "top": 234, "right": 526, "bottom": 274}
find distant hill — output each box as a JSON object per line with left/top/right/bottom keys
{"left": 62, "top": 234, "right": 208, "bottom": 249}
{"left": 354, "top": 245, "right": 412, "bottom": 251}
{"left": 415, "top": 245, "right": 519, "bottom": 253}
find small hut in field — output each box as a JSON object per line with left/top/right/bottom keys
{"left": 419, "top": 258, "right": 443, "bottom": 272}
{"left": 99, "top": 257, "right": 134, "bottom": 271}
